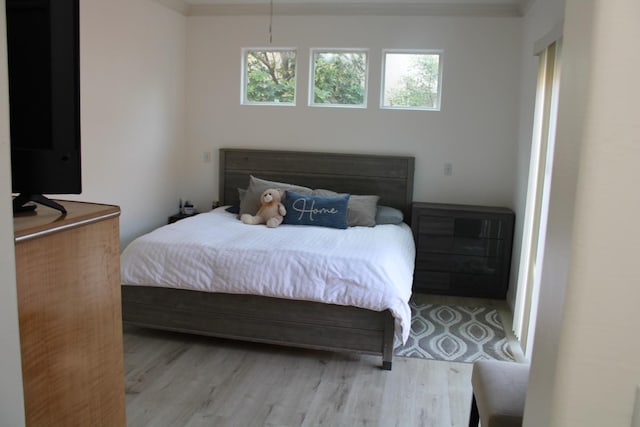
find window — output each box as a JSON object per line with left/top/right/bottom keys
{"left": 310, "top": 49, "right": 368, "bottom": 108}
{"left": 242, "top": 49, "right": 296, "bottom": 105}
{"left": 514, "top": 40, "right": 561, "bottom": 359}
{"left": 381, "top": 50, "right": 443, "bottom": 111}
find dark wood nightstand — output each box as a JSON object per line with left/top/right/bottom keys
{"left": 411, "top": 202, "right": 515, "bottom": 298}
{"left": 168, "top": 212, "right": 198, "bottom": 224}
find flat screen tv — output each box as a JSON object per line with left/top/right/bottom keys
{"left": 6, "top": 0, "right": 81, "bottom": 214}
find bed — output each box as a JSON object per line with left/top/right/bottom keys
{"left": 121, "top": 149, "right": 415, "bottom": 370}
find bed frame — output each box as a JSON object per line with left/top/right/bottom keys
{"left": 122, "top": 149, "right": 415, "bottom": 370}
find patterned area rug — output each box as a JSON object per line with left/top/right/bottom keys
{"left": 395, "top": 302, "right": 514, "bottom": 363}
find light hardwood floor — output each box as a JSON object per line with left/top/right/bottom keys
{"left": 124, "top": 295, "right": 522, "bottom": 427}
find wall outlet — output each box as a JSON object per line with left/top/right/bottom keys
{"left": 444, "top": 162, "right": 453, "bottom": 176}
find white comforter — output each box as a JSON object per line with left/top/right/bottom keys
{"left": 121, "top": 207, "right": 415, "bottom": 342}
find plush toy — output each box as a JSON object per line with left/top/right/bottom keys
{"left": 240, "top": 188, "right": 286, "bottom": 228}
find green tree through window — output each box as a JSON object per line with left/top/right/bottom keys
{"left": 311, "top": 51, "right": 367, "bottom": 107}
{"left": 383, "top": 52, "right": 442, "bottom": 110}
{"left": 244, "top": 50, "right": 296, "bottom": 104}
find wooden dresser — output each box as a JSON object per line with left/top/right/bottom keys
{"left": 13, "top": 201, "right": 126, "bottom": 426}
{"left": 411, "top": 202, "right": 515, "bottom": 298}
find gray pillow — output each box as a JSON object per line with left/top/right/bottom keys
{"left": 347, "top": 195, "right": 379, "bottom": 227}
{"left": 375, "top": 205, "right": 404, "bottom": 225}
{"left": 313, "top": 189, "right": 379, "bottom": 227}
{"left": 239, "top": 175, "right": 312, "bottom": 216}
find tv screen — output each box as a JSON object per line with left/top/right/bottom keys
{"left": 6, "top": 0, "right": 81, "bottom": 214}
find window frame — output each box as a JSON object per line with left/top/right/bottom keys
{"left": 308, "top": 48, "right": 369, "bottom": 109}
{"left": 241, "top": 47, "right": 298, "bottom": 106}
{"left": 380, "top": 49, "right": 444, "bottom": 111}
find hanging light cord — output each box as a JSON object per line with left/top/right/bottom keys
{"left": 269, "top": 0, "right": 273, "bottom": 44}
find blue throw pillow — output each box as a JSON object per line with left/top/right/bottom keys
{"left": 283, "top": 191, "right": 350, "bottom": 229}
{"left": 375, "top": 205, "right": 404, "bottom": 225}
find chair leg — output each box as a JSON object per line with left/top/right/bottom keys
{"left": 469, "top": 393, "right": 480, "bottom": 427}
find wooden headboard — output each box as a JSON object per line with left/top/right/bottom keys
{"left": 219, "top": 149, "right": 415, "bottom": 220}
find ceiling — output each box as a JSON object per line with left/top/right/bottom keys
{"left": 157, "top": 0, "right": 534, "bottom": 17}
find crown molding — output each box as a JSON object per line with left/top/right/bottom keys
{"left": 519, "top": 0, "right": 536, "bottom": 15}
{"left": 153, "top": 1, "right": 523, "bottom": 18}
{"left": 154, "top": 0, "right": 189, "bottom": 15}
{"left": 185, "top": 3, "right": 522, "bottom": 17}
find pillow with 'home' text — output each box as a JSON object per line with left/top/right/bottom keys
{"left": 283, "top": 191, "right": 350, "bottom": 229}
{"left": 312, "top": 189, "right": 379, "bottom": 227}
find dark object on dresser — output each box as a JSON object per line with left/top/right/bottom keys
{"left": 122, "top": 149, "right": 415, "bottom": 370}
{"left": 7, "top": 0, "right": 83, "bottom": 214}
{"left": 411, "top": 202, "right": 514, "bottom": 298}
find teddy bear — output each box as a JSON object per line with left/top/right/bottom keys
{"left": 240, "top": 188, "right": 286, "bottom": 228}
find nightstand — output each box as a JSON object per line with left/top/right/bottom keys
{"left": 411, "top": 202, "right": 515, "bottom": 298}
{"left": 168, "top": 212, "right": 198, "bottom": 224}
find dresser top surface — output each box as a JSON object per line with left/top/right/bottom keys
{"left": 14, "top": 200, "right": 120, "bottom": 242}
{"left": 412, "top": 202, "right": 514, "bottom": 215}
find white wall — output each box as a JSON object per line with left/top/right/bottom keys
{"left": 185, "top": 14, "right": 522, "bottom": 214}
{"left": 524, "top": 0, "right": 640, "bottom": 425}
{"left": 0, "top": 0, "right": 186, "bottom": 421}
{"left": 0, "top": 1, "right": 26, "bottom": 424}
{"left": 64, "top": 0, "right": 187, "bottom": 248}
